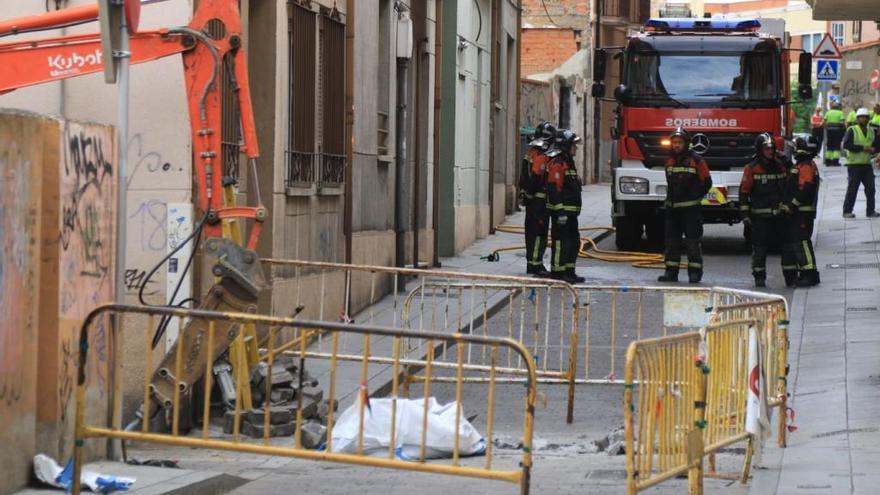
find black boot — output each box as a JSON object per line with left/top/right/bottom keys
{"left": 796, "top": 270, "right": 821, "bottom": 287}
{"left": 658, "top": 270, "right": 679, "bottom": 282}
{"left": 783, "top": 271, "right": 798, "bottom": 288}
{"left": 563, "top": 269, "right": 586, "bottom": 284}
{"left": 754, "top": 275, "right": 766, "bottom": 288}
{"left": 688, "top": 270, "right": 702, "bottom": 284}
{"left": 527, "top": 265, "right": 551, "bottom": 277}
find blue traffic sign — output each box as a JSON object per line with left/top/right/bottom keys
{"left": 817, "top": 59, "right": 839, "bottom": 81}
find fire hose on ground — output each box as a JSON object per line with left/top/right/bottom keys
{"left": 485, "top": 224, "right": 683, "bottom": 270}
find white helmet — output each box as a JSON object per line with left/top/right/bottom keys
{"left": 856, "top": 107, "right": 871, "bottom": 117}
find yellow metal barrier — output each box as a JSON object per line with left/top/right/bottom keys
{"left": 624, "top": 319, "right": 773, "bottom": 494}
{"left": 623, "top": 331, "right": 707, "bottom": 494}
{"left": 262, "top": 259, "right": 581, "bottom": 423}
{"left": 71, "top": 304, "right": 537, "bottom": 495}
{"left": 709, "top": 298, "right": 789, "bottom": 448}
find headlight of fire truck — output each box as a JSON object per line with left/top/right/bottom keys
{"left": 619, "top": 176, "right": 649, "bottom": 195}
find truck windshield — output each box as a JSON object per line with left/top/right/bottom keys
{"left": 625, "top": 49, "right": 779, "bottom": 107}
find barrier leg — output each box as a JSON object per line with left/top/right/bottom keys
{"left": 740, "top": 435, "right": 754, "bottom": 483}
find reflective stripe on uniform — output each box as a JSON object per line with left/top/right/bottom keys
{"left": 688, "top": 262, "right": 703, "bottom": 268}
{"left": 665, "top": 260, "right": 679, "bottom": 267}
{"left": 798, "top": 206, "right": 816, "bottom": 212}
{"left": 667, "top": 167, "right": 697, "bottom": 174}
{"left": 802, "top": 240, "right": 815, "bottom": 270}
{"left": 672, "top": 199, "right": 701, "bottom": 208}
{"left": 750, "top": 208, "right": 778, "bottom": 214}
{"left": 753, "top": 173, "right": 787, "bottom": 180}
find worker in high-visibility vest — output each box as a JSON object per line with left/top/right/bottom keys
{"left": 846, "top": 108, "right": 858, "bottom": 127}
{"left": 810, "top": 106, "right": 825, "bottom": 160}
{"left": 870, "top": 103, "right": 880, "bottom": 131}
{"left": 824, "top": 102, "right": 845, "bottom": 167}
{"left": 842, "top": 108, "right": 880, "bottom": 218}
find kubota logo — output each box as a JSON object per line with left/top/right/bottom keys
{"left": 665, "top": 118, "right": 738, "bottom": 128}
{"left": 48, "top": 49, "right": 103, "bottom": 77}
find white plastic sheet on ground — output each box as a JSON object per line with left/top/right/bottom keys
{"left": 330, "top": 397, "right": 487, "bottom": 460}
{"left": 34, "top": 454, "right": 135, "bottom": 493}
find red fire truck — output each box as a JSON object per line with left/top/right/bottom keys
{"left": 592, "top": 18, "right": 813, "bottom": 249}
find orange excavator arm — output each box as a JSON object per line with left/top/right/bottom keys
{"left": 0, "top": 1, "right": 269, "bottom": 426}
{"left": 0, "top": 0, "right": 263, "bottom": 247}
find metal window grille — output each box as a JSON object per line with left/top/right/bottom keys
{"left": 286, "top": 3, "right": 317, "bottom": 188}
{"left": 319, "top": 12, "right": 346, "bottom": 189}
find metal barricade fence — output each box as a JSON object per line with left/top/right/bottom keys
{"left": 623, "top": 330, "right": 707, "bottom": 494}
{"left": 624, "top": 319, "right": 766, "bottom": 494}
{"left": 708, "top": 294, "right": 789, "bottom": 448}
{"left": 72, "top": 304, "right": 537, "bottom": 495}
{"left": 263, "top": 259, "right": 581, "bottom": 423}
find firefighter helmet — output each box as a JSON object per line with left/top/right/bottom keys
{"left": 754, "top": 132, "right": 775, "bottom": 153}
{"left": 558, "top": 129, "right": 582, "bottom": 150}
{"left": 533, "top": 121, "right": 557, "bottom": 141}
{"left": 669, "top": 126, "right": 690, "bottom": 142}
{"left": 794, "top": 135, "right": 819, "bottom": 159}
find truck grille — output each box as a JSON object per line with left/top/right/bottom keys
{"left": 631, "top": 131, "right": 760, "bottom": 171}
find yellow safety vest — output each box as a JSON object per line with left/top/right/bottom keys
{"left": 847, "top": 125, "right": 875, "bottom": 165}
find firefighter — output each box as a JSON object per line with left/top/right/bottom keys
{"left": 784, "top": 136, "right": 821, "bottom": 287}
{"left": 546, "top": 130, "right": 585, "bottom": 284}
{"left": 846, "top": 108, "right": 857, "bottom": 128}
{"left": 740, "top": 133, "right": 798, "bottom": 288}
{"left": 824, "top": 102, "right": 845, "bottom": 167}
{"left": 657, "top": 127, "right": 712, "bottom": 283}
{"left": 810, "top": 106, "right": 824, "bottom": 159}
{"left": 519, "top": 121, "right": 556, "bottom": 276}
{"left": 842, "top": 108, "right": 880, "bottom": 218}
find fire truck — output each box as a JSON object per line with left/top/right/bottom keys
{"left": 592, "top": 18, "right": 813, "bottom": 250}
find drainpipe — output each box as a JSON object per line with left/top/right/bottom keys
{"left": 592, "top": 0, "right": 602, "bottom": 181}
{"left": 395, "top": 4, "right": 413, "bottom": 279}
{"left": 412, "top": 40, "right": 421, "bottom": 270}
{"left": 431, "top": 0, "right": 443, "bottom": 267}
{"left": 344, "top": 0, "right": 354, "bottom": 265}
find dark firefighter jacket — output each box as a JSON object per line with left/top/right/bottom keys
{"left": 785, "top": 158, "right": 820, "bottom": 218}
{"left": 518, "top": 146, "right": 550, "bottom": 200}
{"left": 664, "top": 151, "right": 712, "bottom": 208}
{"left": 740, "top": 155, "right": 790, "bottom": 217}
{"left": 545, "top": 150, "right": 581, "bottom": 215}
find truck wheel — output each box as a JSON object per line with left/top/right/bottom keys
{"left": 615, "top": 216, "right": 643, "bottom": 251}
{"left": 645, "top": 219, "right": 665, "bottom": 246}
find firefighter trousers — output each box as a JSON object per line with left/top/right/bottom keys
{"left": 524, "top": 196, "right": 549, "bottom": 269}
{"left": 663, "top": 206, "right": 703, "bottom": 276}
{"left": 750, "top": 216, "right": 797, "bottom": 281}
{"left": 788, "top": 215, "right": 818, "bottom": 274}
{"left": 550, "top": 213, "right": 580, "bottom": 275}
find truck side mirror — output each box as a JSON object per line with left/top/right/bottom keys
{"left": 614, "top": 84, "right": 632, "bottom": 103}
{"left": 798, "top": 52, "right": 813, "bottom": 100}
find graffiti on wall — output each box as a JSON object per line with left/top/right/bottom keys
{"left": 0, "top": 142, "right": 36, "bottom": 408}
{"left": 57, "top": 121, "right": 117, "bottom": 431}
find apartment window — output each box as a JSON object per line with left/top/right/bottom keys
{"left": 286, "top": 3, "right": 317, "bottom": 189}
{"left": 801, "top": 33, "right": 822, "bottom": 54}
{"left": 319, "top": 13, "right": 346, "bottom": 189}
{"left": 853, "top": 21, "right": 862, "bottom": 44}
{"left": 377, "top": 0, "right": 392, "bottom": 157}
{"left": 638, "top": 0, "right": 650, "bottom": 24}
{"left": 285, "top": 4, "right": 346, "bottom": 193}
{"left": 832, "top": 22, "right": 845, "bottom": 47}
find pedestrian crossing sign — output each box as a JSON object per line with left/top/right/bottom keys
{"left": 817, "top": 59, "right": 839, "bottom": 81}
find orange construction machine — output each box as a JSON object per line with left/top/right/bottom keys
{"left": 1, "top": 0, "right": 268, "bottom": 429}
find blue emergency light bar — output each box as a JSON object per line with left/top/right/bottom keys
{"left": 643, "top": 18, "right": 761, "bottom": 32}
